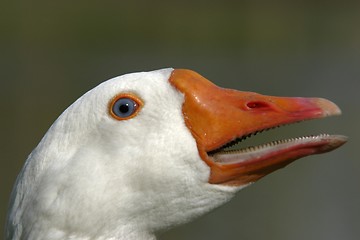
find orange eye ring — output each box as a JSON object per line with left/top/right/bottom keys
{"left": 109, "top": 93, "right": 143, "bottom": 121}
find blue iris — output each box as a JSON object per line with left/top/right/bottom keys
{"left": 112, "top": 98, "right": 137, "bottom": 118}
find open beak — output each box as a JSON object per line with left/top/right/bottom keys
{"left": 169, "top": 69, "right": 347, "bottom": 186}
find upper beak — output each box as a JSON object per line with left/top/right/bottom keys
{"left": 169, "top": 69, "right": 347, "bottom": 186}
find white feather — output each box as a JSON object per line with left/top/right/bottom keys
{"left": 6, "top": 69, "right": 240, "bottom": 240}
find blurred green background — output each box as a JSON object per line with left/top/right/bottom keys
{"left": 1, "top": 1, "right": 359, "bottom": 239}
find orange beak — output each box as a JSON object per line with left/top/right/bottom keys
{"left": 169, "top": 69, "right": 347, "bottom": 186}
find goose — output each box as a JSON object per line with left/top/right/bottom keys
{"left": 5, "top": 68, "right": 346, "bottom": 240}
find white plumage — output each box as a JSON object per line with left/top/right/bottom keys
{"left": 6, "top": 69, "right": 238, "bottom": 240}
{"left": 6, "top": 68, "right": 345, "bottom": 240}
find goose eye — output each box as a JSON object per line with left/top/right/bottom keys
{"left": 109, "top": 94, "right": 143, "bottom": 120}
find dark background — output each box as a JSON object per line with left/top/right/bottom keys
{"left": 1, "top": 1, "right": 359, "bottom": 239}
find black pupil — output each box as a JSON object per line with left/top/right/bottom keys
{"left": 119, "top": 103, "right": 130, "bottom": 113}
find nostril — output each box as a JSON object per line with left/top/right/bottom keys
{"left": 246, "top": 101, "right": 270, "bottom": 109}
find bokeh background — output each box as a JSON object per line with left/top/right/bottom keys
{"left": 1, "top": 1, "right": 359, "bottom": 239}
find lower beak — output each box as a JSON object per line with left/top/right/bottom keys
{"left": 170, "top": 69, "right": 347, "bottom": 186}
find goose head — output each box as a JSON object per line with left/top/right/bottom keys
{"left": 6, "top": 68, "right": 346, "bottom": 240}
